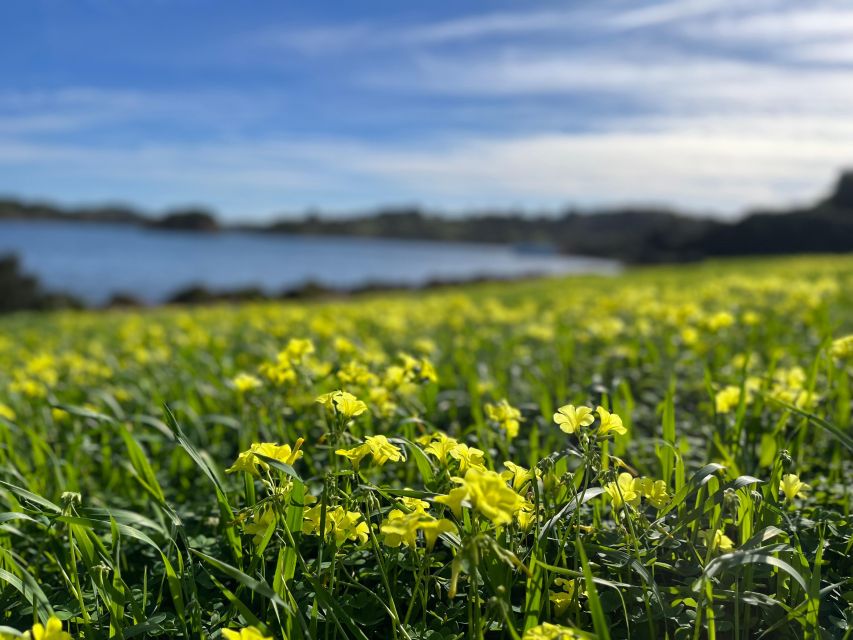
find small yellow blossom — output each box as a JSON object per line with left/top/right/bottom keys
{"left": 701, "top": 528, "right": 735, "bottom": 553}
{"left": 715, "top": 385, "right": 742, "bottom": 414}
{"left": 282, "top": 337, "right": 314, "bottom": 363}
{"left": 595, "top": 406, "right": 626, "bottom": 436}
{"left": 226, "top": 439, "right": 304, "bottom": 476}
{"left": 635, "top": 478, "right": 669, "bottom": 509}
{"left": 501, "top": 461, "right": 534, "bottom": 493}
{"left": 830, "top": 334, "right": 853, "bottom": 360}
{"left": 243, "top": 508, "right": 276, "bottom": 545}
{"left": 380, "top": 509, "right": 456, "bottom": 550}
{"left": 604, "top": 472, "right": 640, "bottom": 510}
{"left": 448, "top": 443, "right": 486, "bottom": 473}
{"left": 422, "top": 432, "right": 459, "bottom": 463}
{"left": 553, "top": 404, "right": 594, "bottom": 434}
{"left": 316, "top": 390, "right": 368, "bottom": 418}
{"left": 232, "top": 372, "right": 262, "bottom": 392}
{"left": 522, "top": 622, "right": 581, "bottom": 640}
{"left": 549, "top": 577, "right": 580, "bottom": 616}
{"left": 303, "top": 505, "right": 369, "bottom": 545}
{"left": 485, "top": 399, "right": 523, "bottom": 440}
{"left": 221, "top": 626, "right": 272, "bottom": 640}
{"left": 435, "top": 467, "right": 525, "bottom": 526}
{"left": 22, "top": 617, "right": 71, "bottom": 640}
{"left": 336, "top": 435, "right": 403, "bottom": 468}
{"left": 780, "top": 473, "right": 809, "bottom": 502}
{"left": 0, "top": 403, "right": 15, "bottom": 421}
{"left": 707, "top": 310, "right": 735, "bottom": 331}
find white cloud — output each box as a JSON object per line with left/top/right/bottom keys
{"left": 1, "top": 112, "right": 848, "bottom": 218}
{"left": 3, "top": 2, "right": 853, "bottom": 217}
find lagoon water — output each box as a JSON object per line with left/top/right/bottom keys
{"left": 0, "top": 220, "right": 620, "bottom": 304}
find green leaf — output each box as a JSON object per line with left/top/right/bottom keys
{"left": 575, "top": 539, "right": 611, "bottom": 640}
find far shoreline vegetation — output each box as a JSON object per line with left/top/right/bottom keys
{"left": 1, "top": 170, "right": 851, "bottom": 313}
{"left": 2, "top": 170, "right": 852, "bottom": 260}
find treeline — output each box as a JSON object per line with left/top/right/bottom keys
{"left": 267, "top": 172, "right": 853, "bottom": 262}
{"left": 2, "top": 171, "right": 852, "bottom": 263}
{"left": 0, "top": 256, "right": 83, "bottom": 313}
{"left": 0, "top": 255, "right": 538, "bottom": 314}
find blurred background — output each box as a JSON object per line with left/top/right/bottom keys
{"left": 1, "top": 0, "right": 851, "bottom": 311}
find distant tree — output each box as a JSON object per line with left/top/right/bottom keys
{"left": 0, "top": 255, "right": 41, "bottom": 312}
{"left": 149, "top": 208, "right": 219, "bottom": 231}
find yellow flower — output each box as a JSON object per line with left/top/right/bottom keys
{"left": 314, "top": 391, "right": 338, "bottom": 411}
{"left": 368, "top": 386, "right": 397, "bottom": 417}
{"left": 364, "top": 435, "right": 404, "bottom": 464}
{"left": 423, "top": 432, "right": 459, "bottom": 464}
{"left": 23, "top": 617, "right": 71, "bottom": 640}
{"left": 316, "top": 390, "right": 369, "bottom": 418}
{"left": 681, "top": 326, "right": 699, "bottom": 346}
{"left": 399, "top": 496, "right": 430, "bottom": 513}
{"left": 706, "top": 310, "right": 735, "bottom": 331}
{"left": 232, "top": 372, "right": 262, "bottom": 392}
{"left": 485, "top": 399, "right": 523, "bottom": 440}
{"left": 434, "top": 486, "right": 468, "bottom": 519}
{"left": 221, "top": 626, "right": 272, "bottom": 640}
{"left": 595, "top": 406, "right": 626, "bottom": 436}
{"left": 701, "top": 528, "right": 735, "bottom": 553}
{"left": 400, "top": 353, "right": 438, "bottom": 383}
{"left": 283, "top": 337, "right": 314, "bottom": 363}
{"left": 516, "top": 501, "right": 536, "bottom": 530}
{"left": 259, "top": 360, "right": 296, "bottom": 386}
{"left": 335, "top": 443, "right": 372, "bottom": 468}
{"left": 604, "top": 472, "right": 640, "bottom": 510}
{"left": 243, "top": 508, "right": 276, "bottom": 545}
{"left": 549, "top": 577, "right": 579, "bottom": 616}
{"left": 780, "top": 473, "right": 809, "bottom": 502}
{"left": 302, "top": 505, "right": 369, "bottom": 545}
{"left": 522, "top": 622, "right": 581, "bottom": 640}
{"left": 330, "top": 336, "right": 354, "bottom": 355}
{"left": 635, "top": 478, "right": 669, "bottom": 509}
{"left": 715, "top": 386, "right": 742, "bottom": 414}
{"left": 830, "top": 334, "right": 853, "bottom": 360}
{"left": 0, "top": 403, "right": 15, "bottom": 421}
{"left": 336, "top": 435, "right": 403, "bottom": 468}
{"left": 501, "top": 461, "right": 534, "bottom": 493}
{"left": 336, "top": 390, "right": 368, "bottom": 417}
{"left": 226, "top": 450, "right": 258, "bottom": 475}
{"left": 553, "top": 404, "right": 594, "bottom": 434}
{"left": 226, "top": 439, "right": 304, "bottom": 476}
{"left": 380, "top": 509, "right": 456, "bottom": 550}
{"left": 448, "top": 443, "right": 486, "bottom": 473}
{"left": 337, "top": 360, "right": 378, "bottom": 387}
{"left": 329, "top": 507, "right": 369, "bottom": 545}
{"left": 436, "top": 467, "right": 525, "bottom": 526}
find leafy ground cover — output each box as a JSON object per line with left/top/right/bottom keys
{"left": 0, "top": 255, "right": 851, "bottom": 639}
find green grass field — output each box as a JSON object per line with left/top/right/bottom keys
{"left": 0, "top": 255, "right": 851, "bottom": 639}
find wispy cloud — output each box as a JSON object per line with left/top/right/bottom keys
{"left": 2, "top": 111, "right": 848, "bottom": 218}
{"left": 2, "top": 0, "right": 852, "bottom": 217}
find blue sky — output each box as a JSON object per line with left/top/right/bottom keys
{"left": 1, "top": 0, "right": 852, "bottom": 221}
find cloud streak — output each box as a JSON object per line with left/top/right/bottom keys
{"left": 2, "top": 0, "right": 852, "bottom": 217}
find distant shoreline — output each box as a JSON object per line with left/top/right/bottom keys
{"left": 2, "top": 169, "right": 852, "bottom": 264}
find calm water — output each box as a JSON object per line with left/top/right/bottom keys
{"left": 0, "top": 220, "right": 620, "bottom": 304}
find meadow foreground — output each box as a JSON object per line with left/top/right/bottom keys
{"left": 0, "top": 256, "right": 851, "bottom": 639}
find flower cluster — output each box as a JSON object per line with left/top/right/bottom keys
{"left": 380, "top": 497, "right": 457, "bottom": 550}
{"left": 336, "top": 434, "right": 404, "bottom": 468}
{"left": 554, "top": 404, "right": 626, "bottom": 437}
{"left": 435, "top": 467, "right": 529, "bottom": 526}
{"left": 604, "top": 472, "right": 669, "bottom": 510}
{"left": 226, "top": 439, "right": 304, "bottom": 476}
